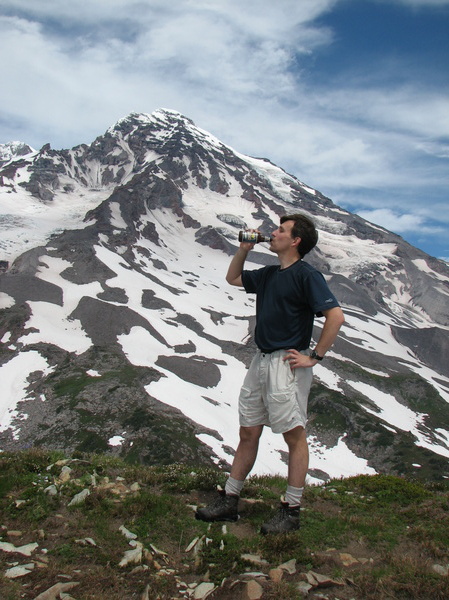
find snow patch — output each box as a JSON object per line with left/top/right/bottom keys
{"left": 0, "top": 351, "right": 54, "bottom": 439}
{"left": 108, "top": 435, "right": 125, "bottom": 447}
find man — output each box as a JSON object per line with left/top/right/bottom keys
{"left": 196, "top": 213, "right": 344, "bottom": 534}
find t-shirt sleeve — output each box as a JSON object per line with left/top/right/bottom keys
{"left": 304, "top": 270, "right": 340, "bottom": 316}
{"left": 241, "top": 268, "right": 265, "bottom": 293}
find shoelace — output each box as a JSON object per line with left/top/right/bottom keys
{"left": 271, "top": 504, "right": 291, "bottom": 523}
{"left": 209, "top": 493, "right": 230, "bottom": 508}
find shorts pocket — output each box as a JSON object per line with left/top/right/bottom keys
{"left": 270, "top": 356, "right": 295, "bottom": 397}
{"left": 268, "top": 389, "right": 294, "bottom": 403}
{"left": 239, "top": 386, "right": 265, "bottom": 421}
{"left": 267, "top": 386, "right": 297, "bottom": 433}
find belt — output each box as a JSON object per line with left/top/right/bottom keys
{"left": 258, "top": 347, "right": 308, "bottom": 354}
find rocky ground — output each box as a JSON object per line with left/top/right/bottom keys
{"left": 1, "top": 450, "right": 448, "bottom": 600}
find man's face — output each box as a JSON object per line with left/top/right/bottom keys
{"left": 270, "top": 220, "right": 299, "bottom": 253}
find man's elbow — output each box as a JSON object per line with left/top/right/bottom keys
{"left": 326, "top": 306, "right": 345, "bottom": 327}
{"left": 335, "top": 307, "right": 345, "bottom": 328}
{"left": 226, "top": 274, "right": 242, "bottom": 287}
{"left": 227, "top": 279, "right": 240, "bottom": 287}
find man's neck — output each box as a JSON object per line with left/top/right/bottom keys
{"left": 278, "top": 251, "right": 301, "bottom": 270}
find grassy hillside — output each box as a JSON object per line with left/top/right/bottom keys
{"left": 0, "top": 449, "right": 448, "bottom": 599}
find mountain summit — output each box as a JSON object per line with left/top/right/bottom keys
{"left": 0, "top": 109, "right": 448, "bottom": 482}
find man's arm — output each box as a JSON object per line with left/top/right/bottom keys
{"left": 284, "top": 306, "right": 345, "bottom": 369}
{"left": 226, "top": 245, "right": 253, "bottom": 286}
{"left": 313, "top": 306, "right": 345, "bottom": 358}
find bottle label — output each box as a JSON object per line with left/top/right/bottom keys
{"left": 240, "top": 231, "right": 259, "bottom": 242}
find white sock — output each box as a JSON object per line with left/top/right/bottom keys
{"left": 225, "top": 476, "right": 245, "bottom": 497}
{"left": 285, "top": 485, "right": 303, "bottom": 507}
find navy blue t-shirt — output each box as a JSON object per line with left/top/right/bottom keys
{"left": 241, "top": 260, "right": 340, "bottom": 352}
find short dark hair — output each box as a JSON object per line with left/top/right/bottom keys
{"left": 280, "top": 213, "right": 318, "bottom": 257}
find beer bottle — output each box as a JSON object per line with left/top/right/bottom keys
{"left": 238, "top": 231, "right": 272, "bottom": 243}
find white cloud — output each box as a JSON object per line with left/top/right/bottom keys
{"left": 0, "top": 2, "right": 337, "bottom": 144}
{"left": 1, "top": 2, "right": 446, "bottom": 175}
{"left": 314, "top": 84, "right": 449, "bottom": 142}
{"left": 357, "top": 208, "right": 445, "bottom": 234}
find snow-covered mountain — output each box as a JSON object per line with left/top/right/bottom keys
{"left": 1, "top": 109, "right": 448, "bottom": 483}
{"left": 0, "top": 141, "right": 35, "bottom": 167}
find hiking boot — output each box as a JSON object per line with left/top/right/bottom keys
{"left": 260, "top": 500, "right": 300, "bottom": 535}
{"left": 195, "top": 488, "right": 239, "bottom": 522}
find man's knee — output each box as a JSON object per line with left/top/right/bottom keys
{"left": 239, "top": 425, "right": 263, "bottom": 444}
{"left": 283, "top": 425, "right": 306, "bottom": 448}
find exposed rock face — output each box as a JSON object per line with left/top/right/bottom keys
{"left": 391, "top": 326, "right": 449, "bottom": 377}
{"left": 0, "top": 109, "right": 448, "bottom": 481}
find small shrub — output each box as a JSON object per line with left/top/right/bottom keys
{"left": 348, "top": 474, "right": 430, "bottom": 504}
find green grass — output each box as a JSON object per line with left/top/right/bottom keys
{"left": 0, "top": 450, "right": 448, "bottom": 600}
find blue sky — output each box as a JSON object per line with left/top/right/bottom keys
{"left": 1, "top": 0, "right": 448, "bottom": 260}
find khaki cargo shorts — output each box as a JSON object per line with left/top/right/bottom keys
{"left": 238, "top": 349, "right": 313, "bottom": 434}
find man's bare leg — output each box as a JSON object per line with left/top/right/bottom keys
{"left": 229, "top": 425, "right": 264, "bottom": 481}
{"left": 283, "top": 425, "right": 308, "bottom": 488}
